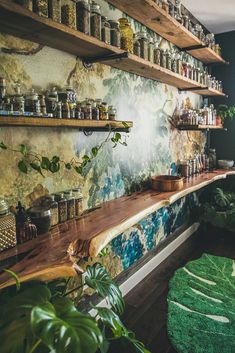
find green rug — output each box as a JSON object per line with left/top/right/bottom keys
{"left": 167, "top": 254, "right": 235, "bottom": 353}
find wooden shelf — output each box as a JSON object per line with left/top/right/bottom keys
{"left": 107, "top": 0, "right": 226, "bottom": 65}
{"left": 1, "top": 170, "right": 235, "bottom": 289}
{"left": 178, "top": 124, "right": 225, "bottom": 131}
{"left": 0, "top": 116, "right": 133, "bottom": 129}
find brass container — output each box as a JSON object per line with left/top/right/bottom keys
{"left": 0, "top": 199, "right": 17, "bottom": 252}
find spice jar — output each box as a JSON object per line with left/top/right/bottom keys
{"left": 100, "top": 102, "right": 108, "bottom": 120}
{"left": 183, "top": 15, "right": 189, "bottom": 30}
{"left": 33, "top": 0, "right": 48, "bottom": 17}
{"left": 161, "top": 50, "right": 167, "bottom": 68}
{"left": 109, "top": 20, "right": 121, "bottom": 48}
{"left": 48, "top": 0, "right": 61, "bottom": 22}
{"left": 108, "top": 105, "right": 117, "bottom": 120}
{"left": 62, "top": 99, "right": 70, "bottom": 119}
{"left": 0, "top": 78, "right": 6, "bottom": 100}
{"left": 64, "top": 191, "right": 75, "bottom": 220}
{"left": 90, "top": 1, "right": 101, "bottom": 40}
{"left": 133, "top": 34, "right": 141, "bottom": 57}
{"left": 85, "top": 101, "right": 92, "bottom": 120}
{"left": 14, "top": 94, "right": 25, "bottom": 114}
{"left": 16, "top": 0, "right": 33, "bottom": 10}
{"left": 138, "top": 31, "right": 149, "bottom": 60}
{"left": 61, "top": 0, "right": 76, "bottom": 30}
{"left": 75, "top": 102, "right": 84, "bottom": 119}
{"left": 46, "top": 87, "right": 58, "bottom": 117}
{"left": 49, "top": 195, "right": 59, "bottom": 227}
{"left": 76, "top": 0, "right": 90, "bottom": 35}
{"left": 166, "top": 49, "right": 172, "bottom": 70}
{"left": 148, "top": 36, "right": 154, "bottom": 63}
{"left": 154, "top": 42, "right": 161, "bottom": 66}
{"left": 15, "top": 202, "right": 37, "bottom": 244}
{"left": 119, "top": 18, "right": 134, "bottom": 53}
{"left": 55, "top": 193, "right": 67, "bottom": 223}
{"left": 96, "top": 99, "right": 103, "bottom": 119}
{"left": 176, "top": 53, "right": 182, "bottom": 75}
{"left": 92, "top": 101, "right": 99, "bottom": 120}
{"left": 25, "top": 89, "right": 41, "bottom": 114}
{"left": 27, "top": 207, "right": 51, "bottom": 235}
{"left": 101, "top": 16, "right": 111, "bottom": 44}
{"left": 72, "top": 188, "right": 83, "bottom": 218}
{"left": 0, "top": 199, "right": 17, "bottom": 252}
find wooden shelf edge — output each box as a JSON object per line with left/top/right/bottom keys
{"left": 178, "top": 125, "right": 225, "bottom": 131}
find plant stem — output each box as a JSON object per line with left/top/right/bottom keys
{"left": 63, "top": 284, "right": 84, "bottom": 297}
{"left": 29, "top": 339, "right": 42, "bottom": 353}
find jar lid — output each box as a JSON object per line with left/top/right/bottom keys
{"left": 64, "top": 190, "right": 74, "bottom": 200}
{"left": 0, "top": 199, "right": 8, "bottom": 215}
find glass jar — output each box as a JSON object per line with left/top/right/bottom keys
{"left": 61, "top": 0, "right": 76, "bottom": 30}
{"left": 14, "top": 95, "right": 25, "bottom": 114}
{"left": 101, "top": 16, "right": 111, "bottom": 44}
{"left": 100, "top": 102, "right": 108, "bottom": 120}
{"left": 109, "top": 20, "right": 121, "bottom": 48}
{"left": 161, "top": 50, "right": 167, "bottom": 68}
{"left": 96, "top": 99, "right": 103, "bottom": 119}
{"left": 92, "top": 101, "right": 99, "bottom": 120}
{"left": 62, "top": 99, "right": 70, "bottom": 119}
{"left": 108, "top": 105, "right": 117, "bottom": 121}
{"left": 16, "top": 0, "right": 33, "bottom": 10}
{"left": 76, "top": 0, "right": 90, "bottom": 35}
{"left": 50, "top": 195, "right": 59, "bottom": 227}
{"left": 138, "top": 31, "right": 149, "bottom": 60}
{"left": 133, "top": 34, "right": 141, "bottom": 57}
{"left": 72, "top": 189, "right": 83, "bottom": 218}
{"left": 166, "top": 49, "right": 172, "bottom": 70}
{"left": 33, "top": 0, "right": 48, "bottom": 17}
{"left": 90, "top": 1, "right": 101, "bottom": 40}
{"left": 174, "top": 0, "right": 182, "bottom": 24}
{"left": 0, "top": 199, "right": 17, "bottom": 252}
{"left": 64, "top": 191, "right": 75, "bottom": 220}
{"left": 162, "top": 0, "right": 169, "bottom": 12}
{"left": 25, "top": 89, "right": 40, "bottom": 114}
{"left": 0, "top": 78, "right": 6, "bottom": 100}
{"left": 85, "top": 101, "right": 92, "bottom": 120}
{"left": 154, "top": 42, "right": 161, "bottom": 66}
{"left": 15, "top": 202, "right": 37, "bottom": 244}
{"left": 176, "top": 53, "right": 182, "bottom": 75}
{"left": 168, "top": 1, "right": 174, "bottom": 17}
{"left": 27, "top": 207, "right": 51, "bottom": 235}
{"left": 183, "top": 15, "right": 189, "bottom": 30}
{"left": 195, "top": 24, "right": 204, "bottom": 41}
{"left": 48, "top": 0, "right": 61, "bottom": 22}
{"left": 55, "top": 193, "right": 67, "bottom": 223}
{"left": 148, "top": 36, "right": 154, "bottom": 63}
{"left": 119, "top": 18, "right": 134, "bottom": 54}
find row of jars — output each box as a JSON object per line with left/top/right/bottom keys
{"left": 177, "top": 105, "right": 218, "bottom": 126}
{"left": 178, "top": 154, "right": 210, "bottom": 178}
{"left": 154, "top": 0, "right": 222, "bottom": 56}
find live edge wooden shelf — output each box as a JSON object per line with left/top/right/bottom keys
{"left": 107, "top": 0, "right": 227, "bottom": 65}
{"left": 0, "top": 0, "right": 225, "bottom": 97}
{"left": 177, "top": 124, "right": 225, "bottom": 131}
{"left": 1, "top": 170, "right": 235, "bottom": 289}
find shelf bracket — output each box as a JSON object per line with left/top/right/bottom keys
{"left": 181, "top": 44, "right": 208, "bottom": 52}
{"left": 83, "top": 52, "right": 129, "bottom": 69}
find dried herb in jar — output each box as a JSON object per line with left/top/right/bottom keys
{"left": 90, "top": 1, "right": 101, "bottom": 40}
{"left": 76, "top": 0, "right": 90, "bottom": 35}
{"left": 109, "top": 20, "right": 121, "bottom": 48}
{"left": 61, "top": 0, "right": 76, "bottom": 29}
{"left": 101, "top": 16, "right": 111, "bottom": 45}
{"left": 33, "top": 0, "right": 48, "bottom": 17}
{"left": 55, "top": 193, "right": 67, "bottom": 223}
{"left": 48, "top": 0, "right": 61, "bottom": 22}
{"left": 119, "top": 18, "right": 134, "bottom": 53}
{"left": 64, "top": 191, "right": 75, "bottom": 220}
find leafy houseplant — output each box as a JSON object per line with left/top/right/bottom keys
{"left": 0, "top": 264, "right": 150, "bottom": 353}
{"left": 216, "top": 104, "right": 235, "bottom": 125}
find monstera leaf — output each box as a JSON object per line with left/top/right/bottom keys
{"left": 85, "top": 263, "right": 124, "bottom": 314}
{"left": 213, "top": 188, "right": 232, "bottom": 210}
{"left": 168, "top": 254, "right": 235, "bottom": 353}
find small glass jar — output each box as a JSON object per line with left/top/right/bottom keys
{"left": 85, "top": 101, "right": 92, "bottom": 120}
{"left": 133, "top": 34, "right": 141, "bottom": 57}
{"left": 72, "top": 188, "right": 83, "bottom": 218}
{"left": 176, "top": 53, "right": 182, "bottom": 75}
{"left": 119, "top": 18, "right": 134, "bottom": 54}
{"left": 76, "top": 0, "right": 90, "bottom": 35}
{"left": 61, "top": 0, "right": 76, "bottom": 30}
{"left": 90, "top": 1, "right": 101, "bottom": 40}
{"left": 109, "top": 20, "right": 121, "bottom": 48}
{"left": 154, "top": 43, "right": 161, "bottom": 66}
{"left": 16, "top": 0, "right": 33, "bottom": 10}
{"left": 49, "top": 195, "right": 59, "bottom": 227}
{"left": 92, "top": 101, "right": 99, "bottom": 120}
{"left": 101, "top": 16, "right": 111, "bottom": 44}
{"left": 25, "top": 89, "right": 40, "bottom": 114}
{"left": 174, "top": 0, "right": 182, "bottom": 24}
{"left": 138, "top": 31, "right": 149, "bottom": 60}
{"left": 166, "top": 49, "right": 172, "bottom": 70}
{"left": 168, "top": 1, "right": 174, "bottom": 17}
{"left": 55, "top": 193, "right": 67, "bottom": 223}
{"left": 64, "top": 191, "right": 75, "bottom": 220}
{"left": 148, "top": 36, "right": 154, "bottom": 63}
{"left": 182, "top": 15, "right": 189, "bottom": 30}
{"left": 100, "top": 102, "right": 108, "bottom": 120}
{"left": 48, "top": 0, "right": 61, "bottom": 22}
{"left": 33, "top": 0, "right": 48, "bottom": 17}
{"left": 0, "top": 199, "right": 17, "bottom": 252}
{"left": 14, "top": 95, "right": 25, "bottom": 114}
{"left": 108, "top": 105, "right": 117, "bottom": 121}
{"left": 62, "top": 99, "right": 70, "bottom": 119}
{"left": 161, "top": 50, "right": 167, "bottom": 68}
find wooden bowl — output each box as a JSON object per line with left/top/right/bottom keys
{"left": 151, "top": 175, "right": 184, "bottom": 192}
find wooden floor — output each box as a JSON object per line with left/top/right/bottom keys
{"left": 116, "top": 227, "right": 235, "bottom": 353}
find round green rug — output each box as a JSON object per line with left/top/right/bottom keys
{"left": 167, "top": 253, "right": 235, "bottom": 353}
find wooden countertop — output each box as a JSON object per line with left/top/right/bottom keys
{"left": 0, "top": 170, "right": 234, "bottom": 288}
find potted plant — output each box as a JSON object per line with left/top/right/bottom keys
{"left": 216, "top": 104, "right": 235, "bottom": 126}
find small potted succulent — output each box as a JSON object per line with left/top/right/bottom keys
{"left": 216, "top": 104, "right": 235, "bottom": 126}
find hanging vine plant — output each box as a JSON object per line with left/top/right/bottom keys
{"left": 0, "top": 124, "right": 129, "bottom": 177}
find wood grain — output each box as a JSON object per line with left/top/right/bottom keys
{"left": 0, "top": 170, "right": 235, "bottom": 289}
{"left": 107, "top": 0, "right": 226, "bottom": 64}
{"left": 178, "top": 124, "right": 224, "bottom": 131}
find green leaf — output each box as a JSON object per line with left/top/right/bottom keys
{"left": 122, "top": 121, "right": 129, "bottom": 128}
{"left": 91, "top": 147, "right": 99, "bottom": 157}
{"left": 18, "top": 160, "right": 28, "bottom": 174}
{"left": 31, "top": 297, "right": 102, "bottom": 353}
{"left": 65, "top": 163, "right": 72, "bottom": 170}
{"left": 85, "top": 263, "right": 124, "bottom": 315}
{"left": 49, "top": 162, "right": 60, "bottom": 173}
{"left": 0, "top": 141, "right": 7, "bottom": 149}
{"left": 114, "top": 133, "right": 121, "bottom": 141}
{"left": 213, "top": 188, "right": 232, "bottom": 210}
{"left": 40, "top": 157, "right": 51, "bottom": 170}
{"left": 52, "top": 156, "right": 60, "bottom": 163}
{"left": 30, "top": 163, "right": 44, "bottom": 176}
{"left": 19, "top": 144, "right": 29, "bottom": 156}
{"left": 75, "top": 166, "right": 83, "bottom": 175}
{"left": 168, "top": 254, "right": 235, "bottom": 353}
{"left": 4, "top": 269, "right": 20, "bottom": 291}
{"left": 83, "top": 155, "right": 90, "bottom": 161}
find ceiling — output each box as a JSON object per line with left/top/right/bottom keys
{"left": 183, "top": 0, "right": 235, "bottom": 34}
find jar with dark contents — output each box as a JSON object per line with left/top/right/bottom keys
{"left": 49, "top": 195, "right": 59, "bottom": 227}
{"left": 16, "top": 0, "right": 33, "bottom": 10}
{"left": 90, "top": 1, "right": 101, "bottom": 40}
{"left": 161, "top": 50, "right": 167, "bottom": 68}
{"left": 48, "top": 0, "right": 61, "bottom": 22}
{"left": 92, "top": 101, "right": 99, "bottom": 120}
{"left": 55, "top": 193, "right": 67, "bottom": 223}
{"left": 64, "top": 191, "right": 75, "bottom": 220}
{"left": 108, "top": 105, "right": 117, "bottom": 121}
{"left": 76, "top": 0, "right": 90, "bottom": 35}
{"left": 101, "top": 16, "right": 111, "bottom": 45}
{"left": 138, "top": 31, "right": 149, "bottom": 60}
{"left": 109, "top": 20, "right": 121, "bottom": 48}
{"left": 61, "top": 0, "right": 76, "bottom": 30}
{"left": 133, "top": 34, "right": 141, "bottom": 57}
{"left": 33, "top": 0, "right": 48, "bottom": 17}
{"left": 62, "top": 99, "right": 70, "bottom": 119}
{"left": 27, "top": 207, "right": 51, "bottom": 235}
{"left": 72, "top": 189, "right": 83, "bottom": 218}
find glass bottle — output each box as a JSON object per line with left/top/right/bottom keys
{"left": 108, "top": 105, "right": 117, "bottom": 120}
{"left": 90, "top": 1, "right": 101, "bottom": 40}
{"left": 55, "top": 193, "right": 67, "bottom": 223}
{"left": 133, "top": 34, "right": 141, "bottom": 57}
{"left": 15, "top": 202, "right": 37, "bottom": 244}
{"left": 72, "top": 188, "right": 83, "bottom": 218}
{"left": 109, "top": 20, "right": 121, "bottom": 48}
{"left": 61, "top": 0, "right": 76, "bottom": 30}
{"left": 0, "top": 199, "right": 17, "bottom": 252}
{"left": 119, "top": 18, "right": 134, "bottom": 54}
{"left": 76, "top": 0, "right": 90, "bottom": 35}
{"left": 33, "top": 0, "right": 48, "bottom": 17}
{"left": 92, "top": 101, "right": 99, "bottom": 120}
{"left": 148, "top": 36, "right": 154, "bottom": 63}
{"left": 49, "top": 195, "right": 59, "bottom": 227}
{"left": 101, "top": 16, "right": 111, "bottom": 44}
{"left": 138, "top": 31, "right": 149, "bottom": 60}
{"left": 64, "top": 191, "right": 75, "bottom": 220}
{"left": 48, "top": 0, "right": 61, "bottom": 22}
{"left": 16, "top": 0, "right": 33, "bottom": 10}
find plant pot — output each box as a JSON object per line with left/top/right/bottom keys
{"left": 216, "top": 116, "right": 222, "bottom": 126}
{"left": 151, "top": 175, "right": 184, "bottom": 192}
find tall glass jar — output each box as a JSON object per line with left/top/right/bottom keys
{"left": 64, "top": 191, "right": 75, "bottom": 220}
{"left": 154, "top": 40, "right": 161, "bottom": 66}
{"left": 161, "top": 50, "right": 167, "bottom": 68}
{"left": 174, "top": 0, "right": 182, "bottom": 24}
{"left": 148, "top": 36, "right": 154, "bottom": 63}
{"left": 133, "top": 34, "right": 141, "bottom": 57}
{"left": 108, "top": 105, "right": 117, "bottom": 120}
{"left": 0, "top": 199, "right": 17, "bottom": 252}
{"left": 48, "top": 0, "right": 61, "bottom": 22}
{"left": 109, "top": 20, "right": 121, "bottom": 48}
{"left": 61, "top": 0, "right": 76, "bottom": 30}
{"left": 76, "top": 0, "right": 90, "bottom": 35}
{"left": 55, "top": 193, "right": 67, "bottom": 223}
{"left": 138, "top": 31, "right": 149, "bottom": 60}
{"left": 100, "top": 102, "right": 108, "bottom": 120}
{"left": 33, "top": 0, "right": 48, "bottom": 17}
{"left": 90, "top": 1, "right": 101, "bottom": 40}
{"left": 101, "top": 16, "right": 111, "bottom": 45}
{"left": 92, "top": 101, "right": 99, "bottom": 120}
{"left": 49, "top": 195, "right": 59, "bottom": 227}
{"left": 119, "top": 18, "right": 134, "bottom": 54}
{"left": 72, "top": 188, "right": 83, "bottom": 218}
{"left": 166, "top": 49, "right": 172, "bottom": 70}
